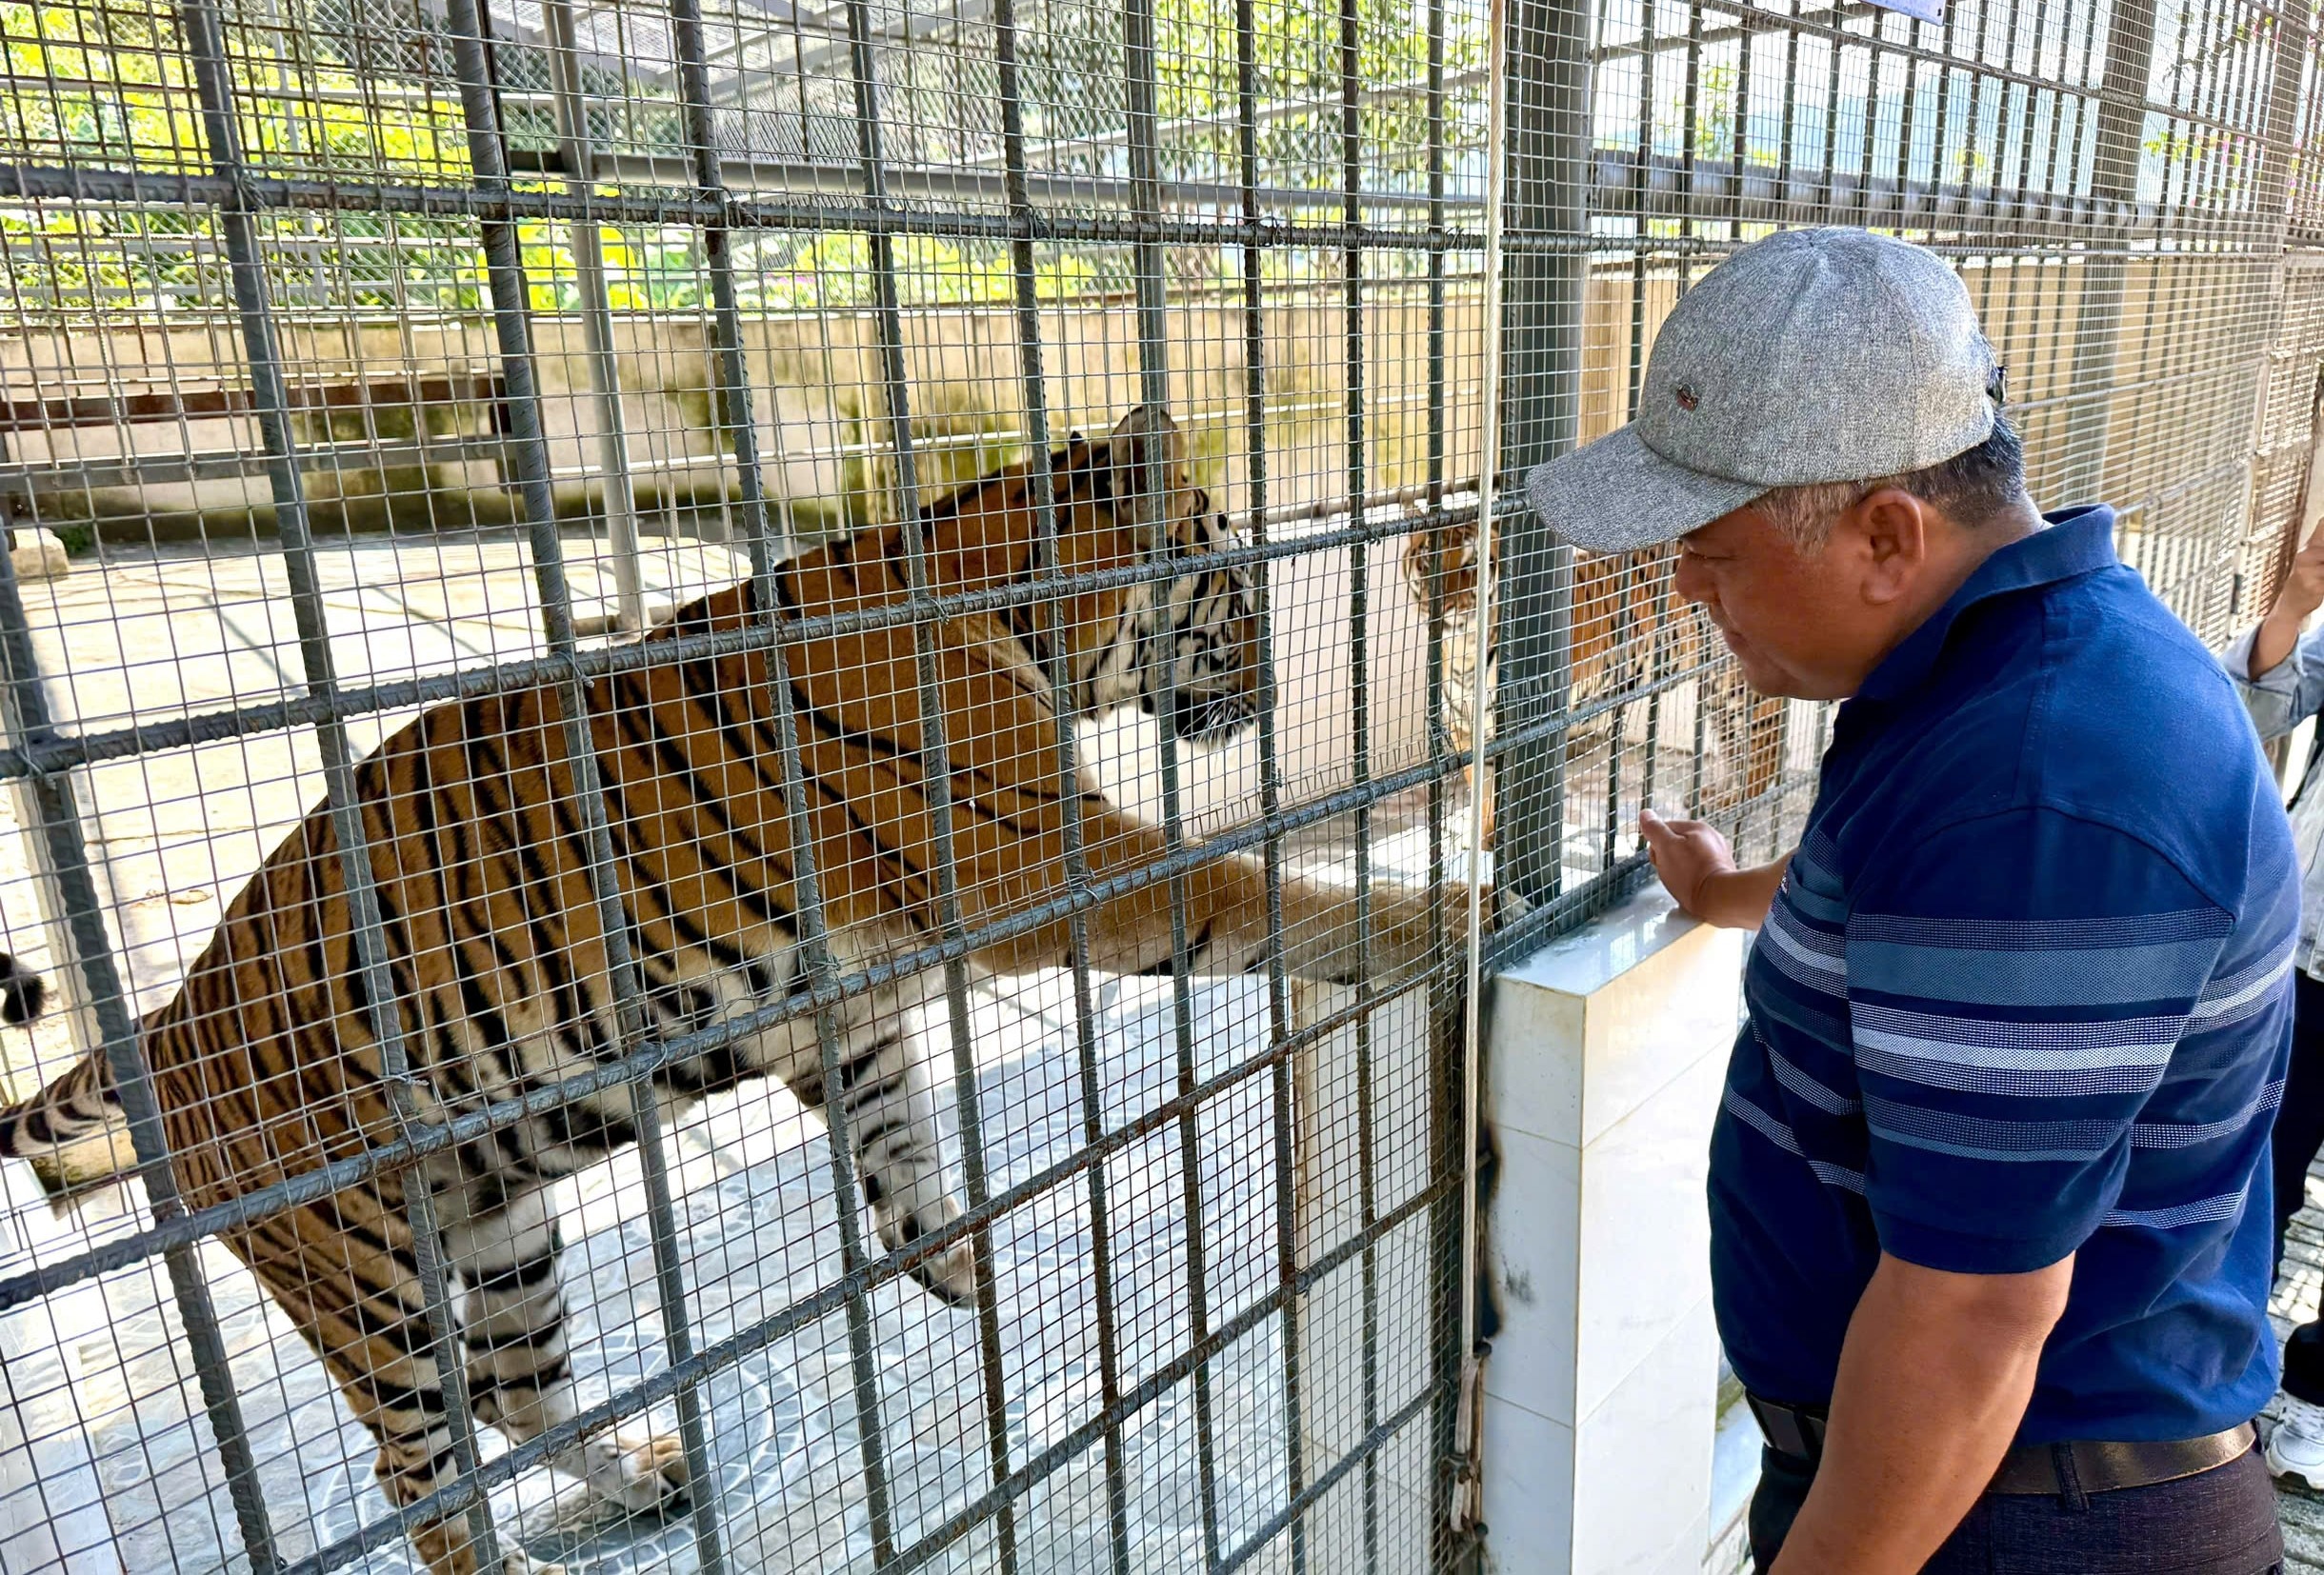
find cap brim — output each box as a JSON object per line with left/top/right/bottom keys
{"left": 1523, "top": 426, "right": 1765, "bottom": 553}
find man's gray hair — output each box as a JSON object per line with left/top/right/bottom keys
{"left": 1753, "top": 414, "right": 2027, "bottom": 550}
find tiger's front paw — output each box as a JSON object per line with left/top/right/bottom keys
{"left": 571, "top": 1429, "right": 690, "bottom": 1512}
{"left": 881, "top": 1198, "right": 980, "bottom": 1307}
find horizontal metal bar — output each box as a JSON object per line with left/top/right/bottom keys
{"left": 0, "top": 748, "right": 1468, "bottom": 1316}
{"left": 0, "top": 498, "right": 1459, "bottom": 782}
{"left": 0, "top": 153, "right": 2279, "bottom": 255}
{"left": 1587, "top": 148, "right": 2169, "bottom": 240}
{"left": 520, "top": 147, "right": 1459, "bottom": 214}
{"left": 0, "top": 160, "right": 1479, "bottom": 247}
{"left": 0, "top": 374, "right": 504, "bottom": 431}
{"left": 0, "top": 435, "right": 515, "bottom": 494}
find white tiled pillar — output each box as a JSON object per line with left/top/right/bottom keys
{"left": 1480, "top": 885, "right": 1745, "bottom": 1575}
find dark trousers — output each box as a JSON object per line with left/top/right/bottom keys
{"left": 1748, "top": 1445, "right": 2283, "bottom": 1574}
{"left": 2273, "top": 972, "right": 2324, "bottom": 1403}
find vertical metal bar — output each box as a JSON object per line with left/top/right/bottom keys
{"left": 833, "top": 0, "right": 1007, "bottom": 1556}
{"left": 544, "top": 0, "right": 647, "bottom": 634}
{"left": 1335, "top": 0, "right": 1382, "bottom": 1565}
{"left": 437, "top": 3, "right": 731, "bottom": 1570}
{"left": 980, "top": 1, "right": 1111, "bottom": 1567}
{"left": 2057, "top": 0, "right": 2157, "bottom": 506}
{"left": 1453, "top": 0, "right": 1513, "bottom": 1537}
{"left": 1495, "top": 0, "right": 1591, "bottom": 907}
{"left": 173, "top": 4, "right": 501, "bottom": 1569}
{"left": 991, "top": 11, "right": 1132, "bottom": 1563}
{"left": 1815, "top": 15, "right": 1845, "bottom": 221}
{"left": 2215, "top": 0, "right": 2314, "bottom": 619}
{"left": 1420, "top": 0, "right": 1456, "bottom": 1541}
{"left": 1235, "top": 0, "right": 1309, "bottom": 1560}
{"left": 0, "top": 549, "right": 281, "bottom": 1575}
{"left": 1728, "top": 0, "right": 1753, "bottom": 240}
{"left": 1855, "top": 10, "right": 1885, "bottom": 225}
{"left": 672, "top": 0, "right": 917, "bottom": 1554}
{"left": 1118, "top": 0, "right": 1226, "bottom": 1559}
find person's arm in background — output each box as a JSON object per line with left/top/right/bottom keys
{"left": 2229, "top": 524, "right": 2324, "bottom": 741}
{"left": 1639, "top": 808, "right": 1788, "bottom": 929}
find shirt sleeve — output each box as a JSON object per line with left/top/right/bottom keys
{"left": 1845, "top": 807, "right": 2233, "bottom": 1275}
{"left": 2221, "top": 620, "right": 2324, "bottom": 743}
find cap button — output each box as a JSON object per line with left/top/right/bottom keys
{"left": 1675, "top": 385, "right": 1699, "bottom": 411}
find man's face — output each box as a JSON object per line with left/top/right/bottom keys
{"left": 1672, "top": 505, "right": 1886, "bottom": 702}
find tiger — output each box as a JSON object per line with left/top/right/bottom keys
{"left": 0, "top": 405, "right": 1460, "bottom": 1575}
{"left": 1399, "top": 516, "right": 1788, "bottom": 838}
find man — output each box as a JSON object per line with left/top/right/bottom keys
{"left": 1526, "top": 227, "right": 2292, "bottom": 1573}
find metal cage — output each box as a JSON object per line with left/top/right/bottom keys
{"left": 0, "top": 1, "right": 2314, "bottom": 1572}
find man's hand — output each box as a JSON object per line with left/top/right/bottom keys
{"left": 2251, "top": 525, "right": 2324, "bottom": 677}
{"left": 1639, "top": 809, "right": 1788, "bottom": 929}
{"left": 1771, "top": 1252, "right": 2072, "bottom": 1575}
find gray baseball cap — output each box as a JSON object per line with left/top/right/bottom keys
{"left": 1523, "top": 228, "right": 2002, "bottom": 553}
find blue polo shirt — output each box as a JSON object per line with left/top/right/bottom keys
{"left": 1712, "top": 505, "right": 2298, "bottom": 1444}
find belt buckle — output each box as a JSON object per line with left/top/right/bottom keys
{"left": 1746, "top": 1394, "right": 1824, "bottom": 1464}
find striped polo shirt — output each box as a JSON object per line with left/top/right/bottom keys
{"left": 1713, "top": 506, "right": 2299, "bottom": 1444}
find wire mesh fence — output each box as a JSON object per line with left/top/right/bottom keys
{"left": 0, "top": 1, "right": 2314, "bottom": 1573}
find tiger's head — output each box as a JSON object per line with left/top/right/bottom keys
{"left": 1049, "top": 405, "right": 1262, "bottom": 745}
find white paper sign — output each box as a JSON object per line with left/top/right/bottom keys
{"left": 1868, "top": 0, "right": 1945, "bottom": 18}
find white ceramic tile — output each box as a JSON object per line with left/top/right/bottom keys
{"left": 1481, "top": 1394, "right": 1574, "bottom": 1574}
{"left": 1579, "top": 922, "right": 1744, "bottom": 1146}
{"left": 1484, "top": 1123, "right": 1583, "bottom": 1426}
{"left": 1575, "top": 1051, "right": 1727, "bottom": 1415}
{"left": 1500, "top": 885, "right": 1703, "bottom": 1000}
{"left": 1573, "top": 1298, "right": 1721, "bottom": 1575}
{"left": 1486, "top": 964, "right": 1587, "bottom": 1146}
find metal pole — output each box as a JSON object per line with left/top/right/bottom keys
{"left": 0, "top": 540, "right": 282, "bottom": 1574}
{"left": 1452, "top": 0, "right": 1518, "bottom": 1536}
{"left": 438, "top": 1, "right": 731, "bottom": 1567}
{"left": 543, "top": 0, "right": 648, "bottom": 635}
{"left": 1237, "top": 0, "right": 1309, "bottom": 1560}
{"left": 991, "top": 0, "right": 1128, "bottom": 1564}
{"left": 176, "top": 0, "right": 510, "bottom": 1565}
{"left": 1118, "top": 0, "right": 1226, "bottom": 1557}
{"left": 2054, "top": 1, "right": 2158, "bottom": 508}
{"left": 1493, "top": 0, "right": 1590, "bottom": 908}
{"left": 827, "top": 0, "right": 1020, "bottom": 1560}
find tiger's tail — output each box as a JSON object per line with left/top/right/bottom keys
{"left": 0, "top": 959, "right": 134, "bottom": 1206}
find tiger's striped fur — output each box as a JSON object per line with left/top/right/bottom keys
{"left": 0, "top": 405, "right": 1449, "bottom": 1575}
{"left": 1399, "top": 518, "right": 1789, "bottom": 832}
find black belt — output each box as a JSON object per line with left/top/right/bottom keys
{"left": 1746, "top": 1393, "right": 2256, "bottom": 1497}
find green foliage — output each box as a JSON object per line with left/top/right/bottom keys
{"left": 0, "top": 0, "right": 1490, "bottom": 320}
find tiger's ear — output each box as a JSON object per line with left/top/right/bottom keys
{"left": 1104, "top": 403, "right": 1185, "bottom": 549}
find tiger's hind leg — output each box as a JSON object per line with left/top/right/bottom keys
{"left": 439, "top": 1185, "right": 689, "bottom": 1519}
{"left": 225, "top": 1196, "right": 562, "bottom": 1575}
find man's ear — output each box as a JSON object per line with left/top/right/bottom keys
{"left": 1849, "top": 487, "right": 1933, "bottom": 606}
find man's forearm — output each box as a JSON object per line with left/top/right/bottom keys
{"left": 2251, "top": 606, "right": 2306, "bottom": 679}
{"left": 1770, "top": 1253, "right": 2070, "bottom": 1575}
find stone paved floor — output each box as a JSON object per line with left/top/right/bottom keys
{"left": 2274, "top": 1162, "right": 2324, "bottom": 1568}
